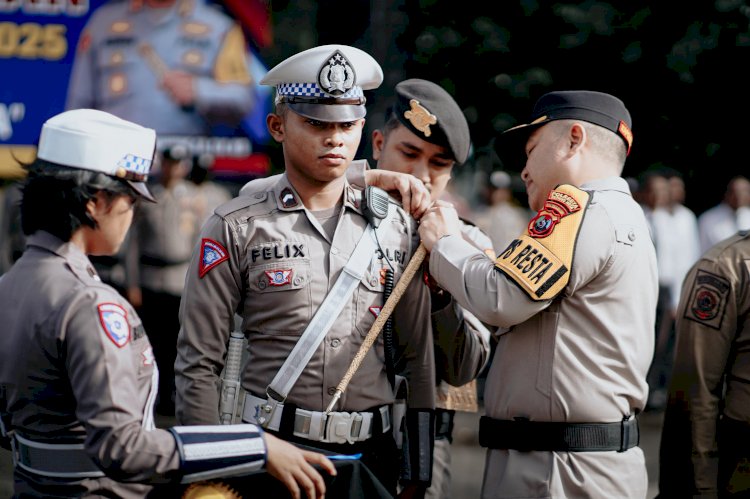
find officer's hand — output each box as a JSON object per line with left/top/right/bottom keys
{"left": 364, "top": 170, "right": 431, "bottom": 219}
{"left": 161, "top": 70, "right": 196, "bottom": 107}
{"left": 418, "top": 201, "right": 462, "bottom": 251}
{"left": 264, "top": 433, "right": 336, "bottom": 499}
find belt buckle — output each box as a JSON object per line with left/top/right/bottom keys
{"left": 325, "top": 412, "right": 362, "bottom": 444}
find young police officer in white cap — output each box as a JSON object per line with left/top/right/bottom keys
{"left": 419, "top": 90, "right": 657, "bottom": 498}
{"left": 0, "top": 109, "right": 334, "bottom": 499}
{"left": 175, "top": 44, "right": 436, "bottom": 496}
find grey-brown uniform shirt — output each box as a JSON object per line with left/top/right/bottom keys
{"left": 658, "top": 232, "right": 750, "bottom": 497}
{"left": 429, "top": 177, "right": 657, "bottom": 498}
{"left": 0, "top": 232, "right": 180, "bottom": 498}
{"left": 175, "top": 174, "right": 435, "bottom": 425}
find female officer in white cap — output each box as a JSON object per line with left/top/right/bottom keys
{"left": 0, "top": 109, "right": 334, "bottom": 498}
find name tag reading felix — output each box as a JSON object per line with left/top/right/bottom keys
{"left": 494, "top": 185, "right": 590, "bottom": 301}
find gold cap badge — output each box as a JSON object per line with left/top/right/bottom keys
{"left": 404, "top": 99, "right": 437, "bottom": 137}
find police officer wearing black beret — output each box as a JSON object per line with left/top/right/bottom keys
{"left": 348, "top": 78, "right": 493, "bottom": 499}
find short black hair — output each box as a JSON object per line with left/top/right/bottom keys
{"left": 20, "top": 159, "right": 133, "bottom": 241}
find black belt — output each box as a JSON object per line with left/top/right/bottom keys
{"left": 479, "top": 416, "right": 639, "bottom": 452}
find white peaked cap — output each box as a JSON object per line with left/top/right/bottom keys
{"left": 261, "top": 44, "right": 383, "bottom": 122}
{"left": 37, "top": 109, "right": 156, "bottom": 201}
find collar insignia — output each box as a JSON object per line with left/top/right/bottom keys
{"left": 318, "top": 50, "right": 355, "bottom": 96}
{"left": 404, "top": 99, "right": 437, "bottom": 137}
{"left": 280, "top": 187, "right": 298, "bottom": 208}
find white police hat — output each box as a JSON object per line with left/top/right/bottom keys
{"left": 37, "top": 109, "right": 156, "bottom": 202}
{"left": 261, "top": 44, "right": 383, "bottom": 122}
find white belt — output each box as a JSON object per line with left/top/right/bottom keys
{"left": 242, "top": 393, "right": 390, "bottom": 445}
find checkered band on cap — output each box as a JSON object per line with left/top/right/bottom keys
{"left": 276, "top": 83, "right": 364, "bottom": 99}
{"left": 117, "top": 154, "right": 151, "bottom": 177}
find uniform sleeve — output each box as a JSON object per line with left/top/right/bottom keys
{"left": 193, "top": 24, "right": 254, "bottom": 127}
{"left": 431, "top": 298, "right": 491, "bottom": 386}
{"left": 659, "top": 256, "right": 739, "bottom": 496}
{"left": 393, "top": 254, "right": 436, "bottom": 410}
{"left": 63, "top": 290, "right": 180, "bottom": 482}
{"left": 175, "top": 214, "right": 244, "bottom": 425}
{"left": 429, "top": 234, "right": 549, "bottom": 327}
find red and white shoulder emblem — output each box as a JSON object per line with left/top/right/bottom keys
{"left": 97, "top": 303, "right": 130, "bottom": 348}
{"left": 199, "top": 238, "right": 229, "bottom": 278}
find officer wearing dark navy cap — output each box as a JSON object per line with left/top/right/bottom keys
{"left": 418, "top": 90, "right": 657, "bottom": 498}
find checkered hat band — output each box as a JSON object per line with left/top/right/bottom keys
{"left": 276, "top": 83, "right": 364, "bottom": 99}
{"left": 117, "top": 154, "right": 152, "bottom": 177}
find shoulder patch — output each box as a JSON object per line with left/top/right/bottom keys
{"left": 494, "top": 185, "right": 589, "bottom": 301}
{"left": 199, "top": 238, "right": 229, "bottom": 278}
{"left": 684, "top": 269, "right": 731, "bottom": 329}
{"left": 97, "top": 303, "right": 130, "bottom": 348}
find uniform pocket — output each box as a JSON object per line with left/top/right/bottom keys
{"left": 246, "top": 259, "right": 311, "bottom": 335}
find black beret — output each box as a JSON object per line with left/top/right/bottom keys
{"left": 391, "top": 79, "right": 471, "bottom": 164}
{"left": 503, "top": 90, "right": 633, "bottom": 156}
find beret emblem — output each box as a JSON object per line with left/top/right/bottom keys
{"left": 404, "top": 99, "right": 437, "bottom": 137}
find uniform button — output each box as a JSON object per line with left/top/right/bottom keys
{"left": 331, "top": 338, "right": 340, "bottom": 347}
{"left": 258, "top": 280, "right": 267, "bottom": 290}
{"left": 370, "top": 278, "right": 378, "bottom": 286}
{"left": 628, "top": 231, "right": 636, "bottom": 241}
{"left": 331, "top": 247, "right": 339, "bottom": 255}
{"left": 328, "top": 387, "right": 336, "bottom": 396}
{"left": 293, "top": 276, "right": 303, "bottom": 286}
{"left": 255, "top": 193, "right": 264, "bottom": 199}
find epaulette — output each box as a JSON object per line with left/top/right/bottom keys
{"left": 214, "top": 192, "right": 270, "bottom": 218}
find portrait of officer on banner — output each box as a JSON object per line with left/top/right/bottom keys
{"left": 64, "top": 0, "right": 267, "bottom": 141}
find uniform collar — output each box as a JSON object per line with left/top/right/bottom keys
{"left": 580, "top": 176, "right": 632, "bottom": 196}
{"left": 273, "top": 174, "right": 364, "bottom": 216}
{"left": 27, "top": 231, "right": 100, "bottom": 281}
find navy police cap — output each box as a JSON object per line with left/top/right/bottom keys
{"left": 391, "top": 79, "right": 471, "bottom": 164}
{"left": 503, "top": 90, "right": 633, "bottom": 156}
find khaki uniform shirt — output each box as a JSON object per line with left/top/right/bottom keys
{"left": 429, "top": 177, "right": 657, "bottom": 498}
{"left": 129, "top": 179, "right": 203, "bottom": 295}
{"left": 175, "top": 174, "right": 435, "bottom": 425}
{"left": 659, "top": 232, "right": 750, "bottom": 497}
{"left": 0, "top": 232, "right": 179, "bottom": 498}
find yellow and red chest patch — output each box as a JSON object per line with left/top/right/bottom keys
{"left": 495, "top": 184, "right": 590, "bottom": 301}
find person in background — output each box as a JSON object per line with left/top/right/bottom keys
{"left": 658, "top": 230, "right": 750, "bottom": 497}
{"left": 127, "top": 144, "right": 202, "bottom": 416}
{"left": 347, "top": 78, "right": 493, "bottom": 499}
{"left": 418, "top": 90, "right": 656, "bottom": 498}
{"left": 188, "top": 153, "right": 233, "bottom": 225}
{"left": 698, "top": 175, "right": 750, "bottom": 253}
{"left": 0, "top": 108, "right": 334, "bottom": 499}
